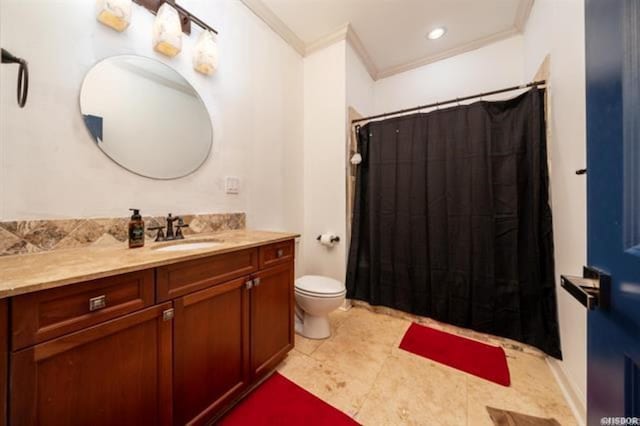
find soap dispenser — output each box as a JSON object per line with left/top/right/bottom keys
{"left": 128, "top": 208, "right": 145, "bottom": 248}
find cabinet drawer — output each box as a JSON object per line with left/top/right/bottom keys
{"left": 156, "top": 248, "right": 259, "bottom": 301}
{"left": 259, "top": 240, "right": 294, "bottom": 269}
{"left": 12, "top": 270, "right": 155, "bottom": 350}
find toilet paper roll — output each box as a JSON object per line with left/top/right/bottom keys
{"left": 319, "top": 233, "right": 337, "bottom": 247}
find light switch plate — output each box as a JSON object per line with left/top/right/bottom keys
{"left": 225, "top": 176, "right": 240, "bottom": 194}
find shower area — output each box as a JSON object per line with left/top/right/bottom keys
{"left": 346, "top": 85, "right": 562, "bottom": 358}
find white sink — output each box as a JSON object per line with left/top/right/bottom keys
{"left": 153, "top": 241, "right": 222, "bottom": 252}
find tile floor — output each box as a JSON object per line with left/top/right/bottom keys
{"left": 277, "top": 305, "right": 577, "bottom": 426}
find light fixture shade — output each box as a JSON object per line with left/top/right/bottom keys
{"left": 153, "top": 3, "right": 182, "bottom": 57}
{"left": 193, "top": 31, "right": 218, "bottom": 75}
{"left": 96, "top": 0, "right": 132, "bottom": 32}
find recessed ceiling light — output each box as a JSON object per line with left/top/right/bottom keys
{"left": 427, "top": 27, "right": 447, "bottom": 40}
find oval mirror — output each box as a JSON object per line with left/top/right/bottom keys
{"left": 80, "top": 55, "right": 212, "bottom": 179}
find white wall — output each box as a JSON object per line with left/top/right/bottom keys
{"left": 523, "top": 0, "right": 587, "bottom": 422}
{"left": 373, "top": 36, "right": 525, "bottom": 113}
{"left": 346, "top": 43, "right": 374, "bottom": 117}
{"left": 300, "top": 41, "right": 375, "bottom": 283}
{"left": 0, "top": 0, "right": 304, "bottom": 235}
{"left": 302, "top": 41, "right": 347, "bottom": 281}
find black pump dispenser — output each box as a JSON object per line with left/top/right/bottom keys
{"left": 128, "top": 208, "right": 145, "bottom": 248}
{"left": 129, "top": 208, "right": 142, "bottom": 220}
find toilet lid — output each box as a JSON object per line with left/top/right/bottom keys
{"left": 295, "top": 275, "right": 345, "bottom": 295}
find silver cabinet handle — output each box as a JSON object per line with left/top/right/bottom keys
{"left": 254, "top": 277, "right": 261, "bottom": 287}
{"left": 245, "top": 279, "right": 254, "bottom": 290}
{"left": 163, "top": 308, "right": 174, "bottom": 321}
{"left": 276, "top": 248, "right": 284, "bottom": 258}
{"left": 89, "top": 295, "right": 106, "bottom": 312}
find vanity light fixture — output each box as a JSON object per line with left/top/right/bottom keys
{"left": 193, "top": 30, "right": 218, "bottom": 75}
{"left": 153, "top": 2, "right": 182, "bottom": 57}
{"left": 427, "top": 27, "right": 447, "bottom": 40}
{"left": 106, "top": 0, "right": 221, "bottom": 68}
{"left": 96, "top": 0, "right": 132, "bottom": 32}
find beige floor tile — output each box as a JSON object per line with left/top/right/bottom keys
{"left": 277, "top": 350, "right": 370, "bottom": 417}
{"left": 294, "top": 334, "right": 325, "bottom": 355}
{"left": 356, "top": 349, "right": 468, "bottom": 426}
{"left": 334, "top": 307, "right": 411, "bottom": 346}
{"left": 330, "top": 307, "right": 352, "bottom": 329}
{"left": 466, "top": 351, "right": 577, "bottom": 426}
{"left": 309, "top": 330, "right": 392, "bottom": 387}
{"left": 279, "top": 306, "right": 576, "bottom": 426}
{"left": 310, "top": 308, "right": 411, "bottom": 387}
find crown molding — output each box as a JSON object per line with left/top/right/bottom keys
{"left": 239, "top": 0, "right": 306, "bottom": 55}
{"left": 345, "top": 25, "right": 378, "bottom": 81}
{"left": 304, "top": 23, "right": 378, "bottom": 81}
{"left": 239, "top": 0, "right": 534, "bottom": 82}
{"left": 515, "top": 0, "right": 535, "bottom": 32}
{"left": 304, "top": 24, "right": 350, "bottom": 55}
{"left": 375, "top": 26, "right": 520, "bottom": 80}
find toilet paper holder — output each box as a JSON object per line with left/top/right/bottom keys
{"left": 316, "top": 235, "right": 340, "bottom": 244}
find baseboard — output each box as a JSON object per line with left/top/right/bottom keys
{"left": 545, "top": 357, "right": 586, "bottom": 426}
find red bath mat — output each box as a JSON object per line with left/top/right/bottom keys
{"left": 217, "top": 373, "right": 359, "bottom": 426}
{"left": 399, "top": 323, "right": 511, "bottom": 386}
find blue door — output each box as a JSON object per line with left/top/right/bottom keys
{"left": 586, "top": 0, "right": 640, "bottom": 424}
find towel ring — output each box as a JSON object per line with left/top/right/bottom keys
{"left": 1, "top": 48, "right": 29, "bottom": 108}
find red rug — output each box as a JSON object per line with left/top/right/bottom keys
{"left": 399, "top": 323, "right": 511, "bottom": 386}
{"left": 217, "top": 373, "right": 359, "bottom": 426}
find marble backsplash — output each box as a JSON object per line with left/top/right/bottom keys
{"left": 0, "top": 213, "right": 246, "bottom": 257}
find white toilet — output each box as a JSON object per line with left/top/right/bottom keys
{"left": 294, "top": 275, "right": 346, "bottom": 339}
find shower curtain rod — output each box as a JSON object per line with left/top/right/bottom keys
{"left": 352, "top": 80, "right": 546, "bottom": 125}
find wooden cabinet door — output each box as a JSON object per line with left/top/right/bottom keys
{"left": 0, "top": 300, "right": 7, "bottom": 426}
{"left": 173, "top": 277, "right": 250, "bottom": 426}
{"left": 250, "top": 262, "right": 294, "bottom": 379}
{"left": 10, "top": 303, "right": 173, "bottom": 426}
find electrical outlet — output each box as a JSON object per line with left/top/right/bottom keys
{"left": 225, "top": 176, "right": 240, "bottom": 194}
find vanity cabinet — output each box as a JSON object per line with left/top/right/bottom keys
{"left": 5, "top": 238, "right": 295, "bottom": 426}
{"left": 11, "top": 303, "right": 174, "bottom": 426}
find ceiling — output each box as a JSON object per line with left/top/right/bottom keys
{"left": 241, "top": 0, "right": 533, "bottom": 80}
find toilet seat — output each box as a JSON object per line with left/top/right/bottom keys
{"left": 295, "top": 275, "right": 345, "bottom": 298}
{"left": 295, "top": 287, "right": 346, "bottom": 298}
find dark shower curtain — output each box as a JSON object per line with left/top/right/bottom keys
{"left": 346, "top": 89, "right": 562, "bottom": 358}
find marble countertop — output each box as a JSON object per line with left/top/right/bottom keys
{"left": 0, "top": 229, "right": 299, "bottom": 299}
